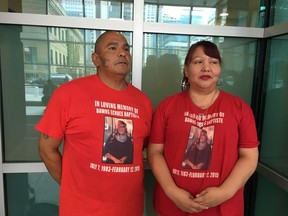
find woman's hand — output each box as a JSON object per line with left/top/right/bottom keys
{"left": 167, "top": 186, "right": 208, "bottom": 213}
{"left": 193, "top": 186, "right": 230, "bottom": 208}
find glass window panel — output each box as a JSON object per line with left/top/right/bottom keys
{"left": 142, "top": 34, "right": 187, "bottom": 108}
{"left": 0, "top": 24, "right": 132, "bottom": 161}
{"left": 144, "top": 0, "right": 263, "bottom": 27}
{"left": 191, "top": 7, "right": 216, "bottom": 25}
{"left": 144, "top": 4, "right": 158, "bottom": 22}
{"left": 2, "top": 0, "right": 265, "bottom": 27}
{"left": 142, "top": 33, "right": 257, "bottom": 109}
{"left": 259, "top": 34, "right": 288, "bottom": 178}
{"left": 5, "top": 171, "right": 157, "bottom": 215}
{"left": 5, "top": 173, "right": 60, "bottom": 216}
{"left": 158, "top": 6, "right": 190, "bottom": 24}
{"left": 58, "top": 28, "right": 85, "bottom": 43}
{"left": 144, "top": 169, "right": 157, "bottom": 215}
{"left": 217, "top": 37, "right": 257, "bottom": 105}
{"left": 258, "top": 2, "right": 266, "bottom": 27}
{"left": 1, "top": 0, "right": 133, "bottom": 19}
{"left": 18, "top": 0, "right": 47, "bottom": 14}
{"left": 52, "top": 41, "right": 84, "bottom": 68}
{"left": 270, "top": 0, "right": 288, "bottom": 25}
{"left": 106, "top": 1, "right": 122, "bottom": 19}
{"left": 56, "top": 0, "right": 84, "bottom": 17}
{"left": 84, "top": 0, "right": 133, "bottom": 20}
{"left": 122, "top": 2, "right": 133, "bottom": 20}
{"left": 86, "top": 44, "right": 96, "bottom": 67}
{"left": 254, "top": 174, "right": 288, "bottom": 215}
{"left": 22, "top": 36, "right": 49, "bottom": 90}
{"left": 86, "top": 66, "right": 98, "bottom": 76}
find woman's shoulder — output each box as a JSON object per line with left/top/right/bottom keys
{"left": 159, "top": 91, "right": 187, "bottom": 106}
{"left": 153, "top": 91, "right": 187, "bottom": 116}
{"left": 219, "top": 90, "right": 253, "bottom": 112}
{"left": 220, "top": 90, "right": 248, "bottom": 104}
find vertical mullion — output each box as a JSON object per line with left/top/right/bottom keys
{"left": 131, "top": 0, "right": 144, "bottom": 89}
{"left": 0, "top": 70, "right": 5, "bottom": 216}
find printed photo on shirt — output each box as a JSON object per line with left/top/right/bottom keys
{"left": 182, "top": 125, "right": 214, "bottom": 170}
{"left": 102, "top": 116, "right": 134, "bottom": 164}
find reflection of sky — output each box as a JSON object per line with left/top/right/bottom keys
{"left": 160, "top": 6, "right": 216, "bottom": 25}
{"left": 191, "top": 7, "right": 216, "bottom": 25}
{"left": 161, "top": 6, "right": 189, "bottom": 20}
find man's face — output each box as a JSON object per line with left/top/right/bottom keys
{"left": 92, "top": 32, "right": 131, "bottom": 78}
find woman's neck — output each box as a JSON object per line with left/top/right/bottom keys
{"left": 189, "top": 88, "right": 219, "bottom": 109}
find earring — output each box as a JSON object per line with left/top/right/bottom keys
{"left": 181, "top": 76, "right": 189, "bottom": 91}
{"left": 217, "top": 76, "right": 224, "bottom": 86}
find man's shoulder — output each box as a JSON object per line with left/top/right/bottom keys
{"left": 56, "top": 75, "right": 96, "bottom": 91}
{"left": 128, "top": 84, "right": 152, "bottom": 100}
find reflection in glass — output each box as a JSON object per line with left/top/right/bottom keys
{"left": 159, "top": 6, "right": 190, "bottom": 24}
{"left": 2, "top": 0, "right": 265, "bottom": 27}
{"left": 5, "top": 171, "right": 157, "bottom": 216}
{"left": 254, "top": 175, "right": 288, "bottom": 215}
{"left": 5, "top": 173, "right": 59, "bottom": 216}
{"left": 260, "top": 34, "right": 288, "bottom": 178}
{"left": 48, "top": 0, "right": 134, "bottom": 20}
{"left": 142, "top": 34, "right": 186, "bottom": 108}
{"left": 142, "top": 34, "right": 257, "bottom": 108}
{"left": 144, "top": 0, "right": 263, "bottom": 27}
{"left": 270, "top": 0, "right": 288, "bottom": 25}
{"left": 0, "top": 25, "right": 132, "bottom": 161}
{"left": 191, "top": 7, "right": 216, "bottom": 25}
{"left": 217, "top": 37, "right": 257, "bottom": 105}
{"left": 1, "top": 0, "right": 134, "bottom": 19}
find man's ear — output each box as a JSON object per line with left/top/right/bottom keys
{"left": 91, "top": 52, "right": 99, "bottom": 67}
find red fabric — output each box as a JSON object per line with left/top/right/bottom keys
{"left": 149, "top": 90, "right": 259, "bottom": 216}
{"left": 36, "top": 75, "right": 153, "bottom": 216}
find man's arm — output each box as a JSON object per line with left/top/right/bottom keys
{"left": 38, "top": 133, "right": 63, "bottom": 185}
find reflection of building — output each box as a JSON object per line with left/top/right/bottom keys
{"left": 23, "top": 0, "right": 135, "bottom": 82}
{"left": 143, "top": 5, "right": 217, "bottom": 65}
{"left": 23, "top": 1, "right": 85, "bottom": 81}
{"left": 24, "top": 2, "right": 219, "bottom": 80}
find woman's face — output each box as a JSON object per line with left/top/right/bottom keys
{"left": 184, "top": 46, "right": 221, "bottom": 91}
{"left": 199, "top": 132, "right": 207, "bottom": 143}
{"left": 117, "top": 122, "right": 127, "bottom": 135}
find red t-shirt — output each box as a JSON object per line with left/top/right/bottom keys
{"left": 35, "top": 75, "right": 153, "bottom": 216}
{"left": 149, "top": 90, "right": 259, "bottom": 216}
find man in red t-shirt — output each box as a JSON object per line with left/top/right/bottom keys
{"left": 36, "top": 31, "right": 153, "bottom": 216}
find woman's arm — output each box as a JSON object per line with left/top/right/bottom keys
{"left": 194, "top": 147, "right": 259, "bottom": 207}
{"left": 220, "top": 147, "right": 258, "bottom": 196}
{"left": 148, "top": 143, "right": 208, "bottom": 213}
